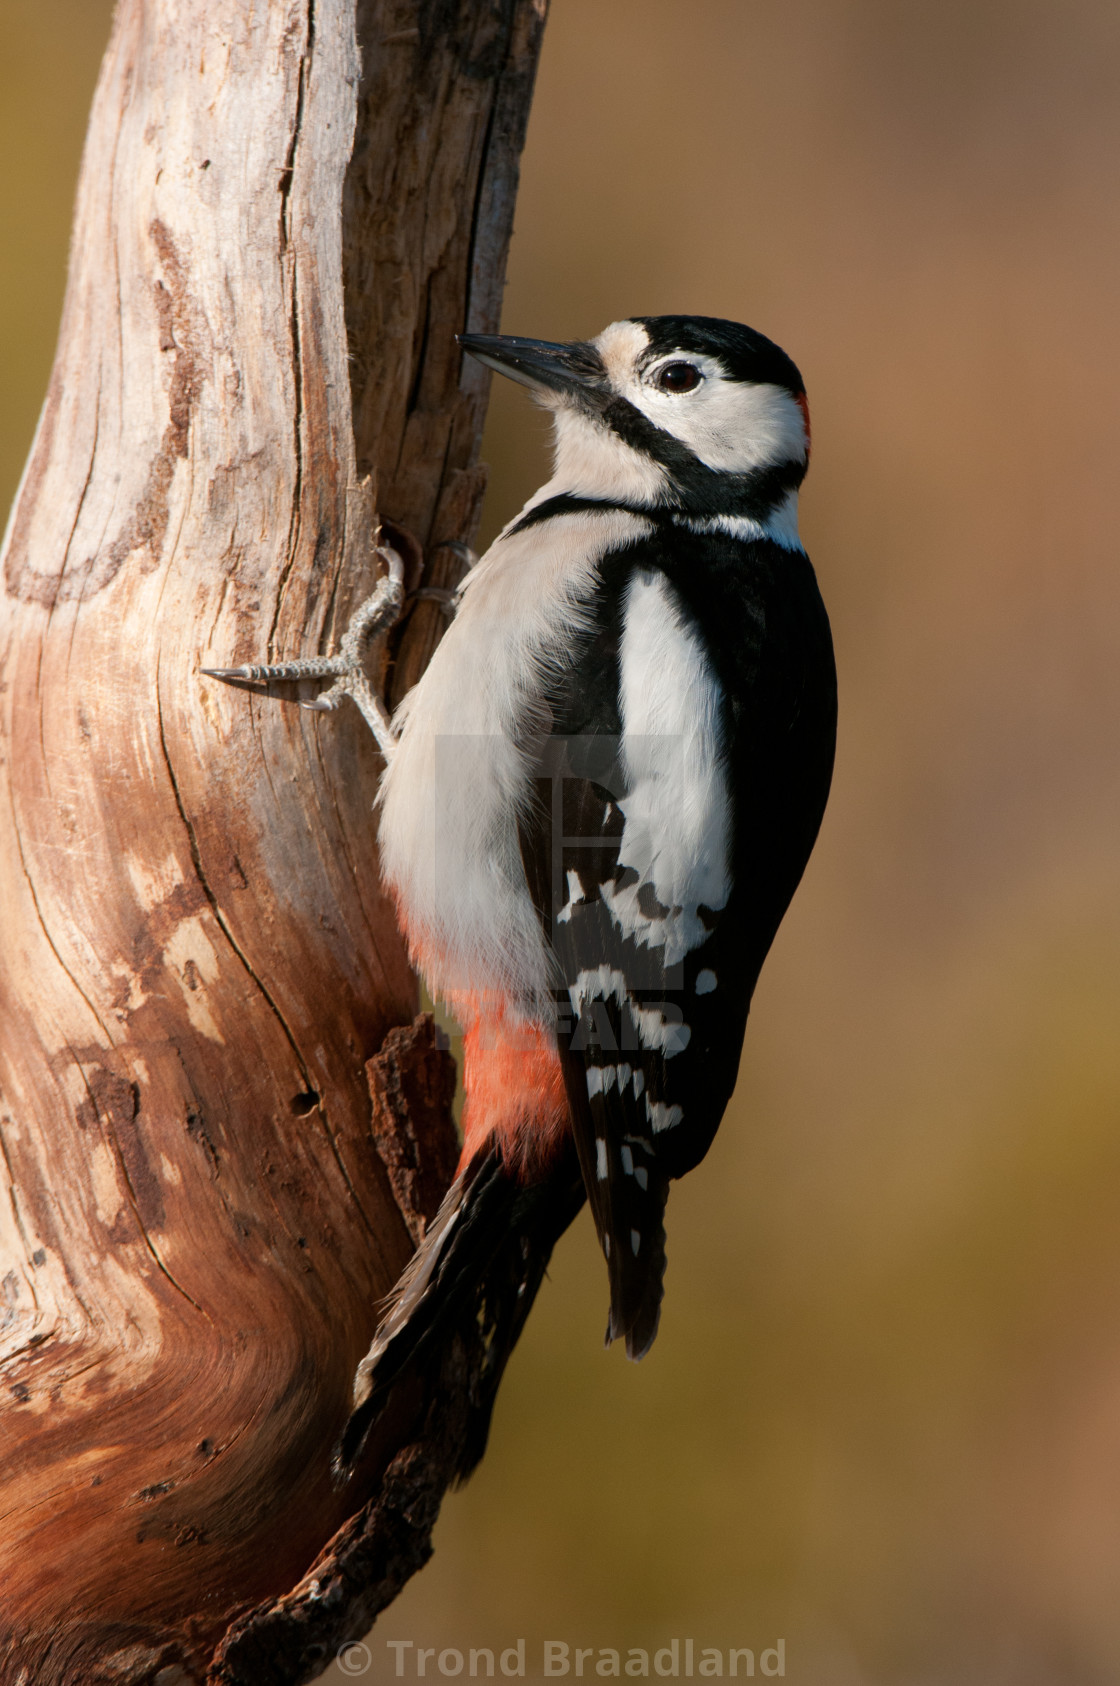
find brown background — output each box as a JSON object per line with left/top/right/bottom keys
{"left": 5, "top": 3, "right": 1120, "bottom": 1682}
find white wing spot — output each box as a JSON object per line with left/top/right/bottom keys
{"left": 632, "top": 1069, "right": 645, "bottom": 1098}
{"left": 557, "top": 869, "right": 587, "bottom": 925}
{"left": 620, "top": 1144, "right": 634, "bottom": 1175}
{"left": 596, "top": 1138, "right": 608, "bottom": 1181}
{"left": 586, "top": 1067, "right": 604, "bottom": 1097}
{"left": 635, "top": 1166, "right": 649, "bottom": 1190}
{"left": 569, "top": 966, "right": 691, "bottom": 1057}
{"left": 647, "top": 1098, "right": 684, "bottom": 1133}
{"left": 631, "top": 1229, "right": 641, "bottom": 1256}
{"left": 696, "top": 969, "right": 717, "bottom": 994}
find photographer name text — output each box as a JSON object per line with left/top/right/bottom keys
{"left": 351, "top": 1638, "right": 786, "bottom": 1678}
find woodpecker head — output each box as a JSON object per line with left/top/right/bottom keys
{"left": 458, "top": 315, "right": 810, "bottom": 522}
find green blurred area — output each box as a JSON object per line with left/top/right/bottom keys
{"left": 7, "top": 3, "right": 1120, "bottom": 1681}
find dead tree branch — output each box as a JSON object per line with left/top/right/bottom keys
{"left": 0, "top": 2, "right": 547, "bottom": 1681}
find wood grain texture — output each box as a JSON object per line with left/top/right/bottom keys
{"left": 0, "top": 1, "right": 547, "bottom": 1681}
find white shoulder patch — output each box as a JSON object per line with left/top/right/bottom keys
{"left": 601, "top": 571, "right": 731, "bottom": 968}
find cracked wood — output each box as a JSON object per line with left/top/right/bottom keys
{"left": 0, "top": 1, "right": 548, "bottom": 1682}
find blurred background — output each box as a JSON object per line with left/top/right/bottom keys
{"left": 6, "top": 2, "right": 1120, "bottom": 1681}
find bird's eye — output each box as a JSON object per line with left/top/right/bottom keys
{"left": 654, "top": 361, "right": 702, "bottom": 394}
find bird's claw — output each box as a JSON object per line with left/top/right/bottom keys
{"left": 202, "top": 543, "right": 406, "bottom": 761}
{"left": 301, "top": 689, "right": 344, "bottom": 713}
{"left": 201, "top": 663, "right": 283, "bottom": 683}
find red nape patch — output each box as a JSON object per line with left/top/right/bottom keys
{"left": 455, "top": 995, "right": 570, "bottom": 1184}
{"left": 796, "top": 391, "right": 812, "bottom": 459}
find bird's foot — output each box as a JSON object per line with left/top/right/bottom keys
{"left": 202, "top": 542, "right": 405, "bottom": 761}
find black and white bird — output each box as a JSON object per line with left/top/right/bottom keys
{"left": 207, "top": 314, "right": 836, "bottom": 1477}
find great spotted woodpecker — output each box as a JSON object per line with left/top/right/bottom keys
{"left": 206, "top": 316, "right": 836, "bottom": 1477}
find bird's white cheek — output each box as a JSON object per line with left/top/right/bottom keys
{"left": 636, "top": 380, "right": 807, "bottom": 475}
{"left": 548, "top": 407, "right": 668, "bottom": 505}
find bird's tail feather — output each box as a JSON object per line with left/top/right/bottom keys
{"left": 603, "top": 1172, "right": 669, "bottom": 1361}
{"left": 335, "top": 1139, "right": 585, "bottom": 1482}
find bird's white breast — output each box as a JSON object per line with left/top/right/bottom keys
{"left": 378, "top": 507, "right": 652, "bottom": 1019}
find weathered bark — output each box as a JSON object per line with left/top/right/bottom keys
{"left": 0, "top": 2, "right": 546, "bottom": 1682}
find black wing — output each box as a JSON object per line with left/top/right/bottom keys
{"left": 518, "top": 528, "right": 836, "bottom": 1360}
{"left": 518, "top": 552, "right": 744, "bottom": 1355}
{"left": 540, "top": 759, "right": 747, "bottom": 1358}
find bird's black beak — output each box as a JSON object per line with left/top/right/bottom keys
{"left": 457, "top": 333, "right": 605, "bottom": 399}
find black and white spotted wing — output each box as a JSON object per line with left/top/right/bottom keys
{"left": 531, "top": 754, "right": 742, "bottom": 1361}
{"left": 518, "top": 521, "right": 836, "bottom": 1360}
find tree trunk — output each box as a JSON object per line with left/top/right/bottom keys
{"left": 0, "top": 3, "right": 546, "bottom": 1682}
